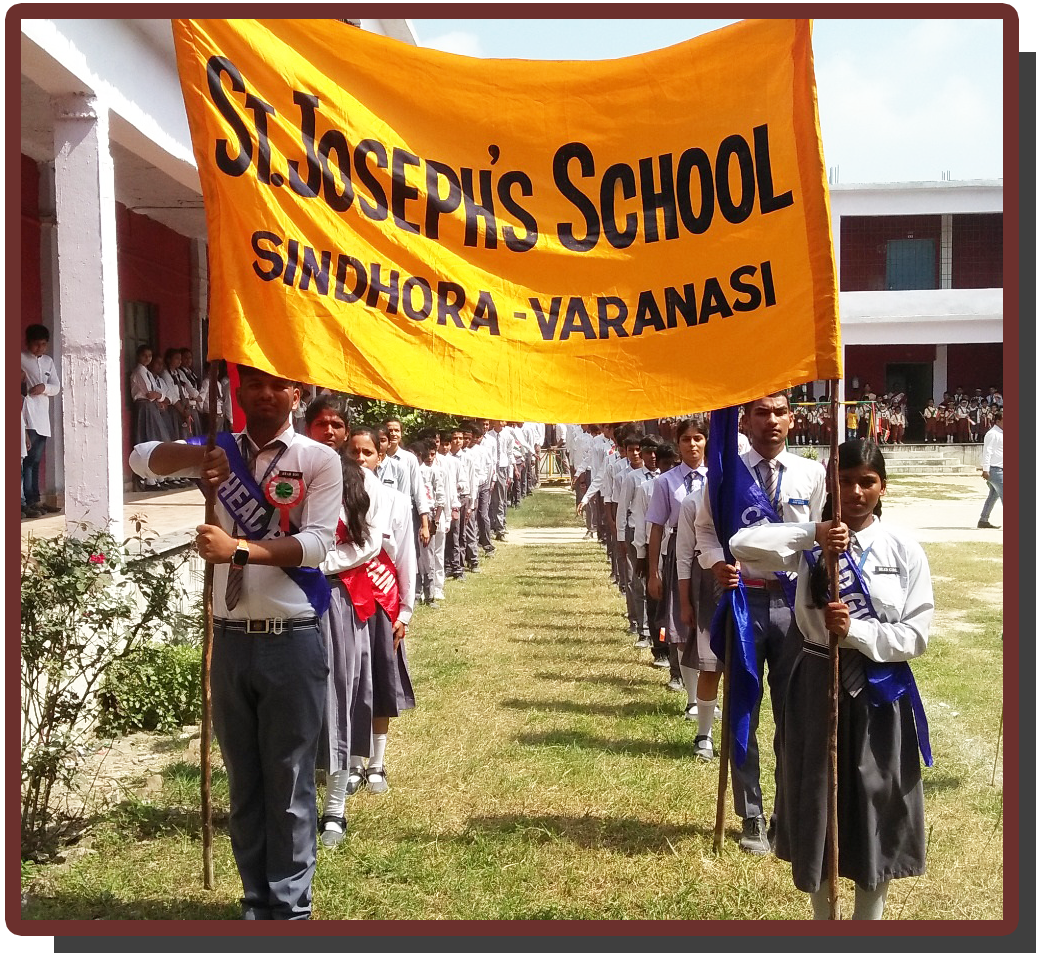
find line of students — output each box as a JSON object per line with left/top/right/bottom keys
{"left": 303, "top": 403, "right": 544, "bottom": 850}
{"left": 565, "top": 396, "right": 933, "bottom": 920}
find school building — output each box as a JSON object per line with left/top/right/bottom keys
{"left": 18, "top": 19, "right": 1005, "bottom": 537}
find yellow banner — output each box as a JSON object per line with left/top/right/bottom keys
{"left": 172, "top": 18, "right": 839, "bottom": 422}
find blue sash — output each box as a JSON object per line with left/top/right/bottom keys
{"left": 187, "top": 433, "right": 331, "bottom": 617}
{"left": 803, "top": 543, "right": 933, "bottom": 766}
{"left": 706, "top": 408, "right": 796, "bottom": 765}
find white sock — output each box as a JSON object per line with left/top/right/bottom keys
{"left": 324, "top": 769, "right": 350, "bottom": 818}
{"left": 679, "top": 665, "right": 700, "bottom": 703}
{"left": 853, "top": 881, "right": 889, "bottom": 920}
{"left": 696, "top": 698, "right": 718, "bottom": 739}
{"left": 809, "top": 887, "right": 832, "bottom": 920}
{"left": 349, "top": 754, "right": 366, "bottom": 770}
{"left": 369, "top": 733, "right": 387, "bottom": 770}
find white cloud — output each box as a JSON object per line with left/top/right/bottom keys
{"left": 420, "top": 31, "right": 485, "bottom": 58}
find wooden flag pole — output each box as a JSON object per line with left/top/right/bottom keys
{"left": 200, "top": 367, "right": 219, "bottom": 890}
{"left": 712, "top": 614, "right": 734, "bottom": 853}
{"left": 826, "top": 380, "right": 842, "bottom": 919}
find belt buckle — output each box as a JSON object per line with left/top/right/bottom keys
{"left": 271, "top": 619, "right": 285, "bottom": 636}
{"left": 246, "top": 619, "right": 269, "bottom": 634}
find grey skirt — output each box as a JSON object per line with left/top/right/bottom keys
{"left": 774, "top": 648, "right": 926, "bottom": 892}
{"left": 133, "top": 399, "right": 173, "bottom": 444}
{"left": 368, "top": 607, "right": 416, "bottom": 718}
{"left": 318, "top": 582, "right": 372, "bottom": 769}
{"left": 679, "top": 563, "right": 724, "bottom": 672}
{"left": 661, "top": 531, "right": 685, "bottom": 647}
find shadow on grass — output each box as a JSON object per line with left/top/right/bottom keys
{"left": 515, "top": 727, "right": 693, "bottom": 760}
{"left": 500, "top": 697, "right": 667, "bottom": 719}
{"left": 21, "top": 893, "right": 239, "bottom": 921}
{"left": 455, "top": 812, "right": 714, "bottom": 854}
{"left": 922, "top": 770, "right": 965, "bottom": 795}
{"left": 534, "top": 671, "right": 661, "bottom": 690}
{"left": 106, "top": 798, "right": 229, "bottom": 840}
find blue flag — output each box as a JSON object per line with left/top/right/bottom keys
{"left": 706, "top": 407, "right": 761, "bottom": 765}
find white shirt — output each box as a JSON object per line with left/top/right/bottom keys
{"left": 129, "top": 424, "right": 342, "bottom": 619}
{"left": 21, "top": 351, "right": 61, "bottom": 436}
{"left": 981, "top": 425, "right": 1003, "bottom": 470}
{"left": 130, "top": 363, "right": 162, "bottom": 404}
{"left": 372, "top": 475, "right": 416, "bottom": 625}
{"left": 675, "top": 485, "right": 708, "bottom": 580}
{"left": 695, "top": 447, "right": 826, "bottom": 580}
{"left": 319, "top": 468, "right": 383, "bottom": 575}
{"left": 631, "top": 474, "right": 660, "bottom": 560}
{"left": 616, "top": 465, "right": 656, "bottom": 541}
{"left": 388, "top": 445, "right": 431, "bottom": 514}
{"left": 730, "top": 518, "right": 933, "bottom": 663}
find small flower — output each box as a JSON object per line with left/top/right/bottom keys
{"left": 89, "top": 553, "right": 106, "bottom": 564}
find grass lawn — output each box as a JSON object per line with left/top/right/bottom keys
{"left": 21, "top": 489, "right": 1004, "bottom": 921}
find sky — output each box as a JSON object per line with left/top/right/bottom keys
{"left": 409, "top": 17, "right": 1008, "bottom": 185}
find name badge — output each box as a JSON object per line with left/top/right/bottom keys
{"left": 788, "top": 498, "right": 809, "bottom": 506}
{"left": 874, "top": 566, "right": 900, "bottom": 575}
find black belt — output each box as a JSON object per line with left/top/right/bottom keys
{"left": 215, "top": 616, "right": 320, "bottom": 635}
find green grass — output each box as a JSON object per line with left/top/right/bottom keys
{"left": 21, "top": 488, "right": 1003, "bottom": 921}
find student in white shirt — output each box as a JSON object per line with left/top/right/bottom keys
{"left": 694, "top": 393, "right": 826, "bottom": 855}
{"left": 344, "top": 426, "right": 418, "bottom": 799}
{"left": 730, "top": 439, "right": 932, "bottom": 920}
{"left": 977, "top": 408, "right": 1003, "bottom": 529}
{"left": 129, "top": 365, "right": 342, "bottom": 920}
{"left": 306, "top": 402, "right": 381, "bottom": 849}
{"left": 21, "top": 324, "right": 61, "bottom": 514}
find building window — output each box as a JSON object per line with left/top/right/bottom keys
{"left": 123, "top": 301, "right": 158, "bottom": 375}
{"left": 839, "top": 215, "right": 941, "bottom": 292}
{"left": 951, "top": 213, "right": 1002, "bottom": 288}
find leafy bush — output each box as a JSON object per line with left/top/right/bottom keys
{"left": 97, "top": 642, "right": 202, "bottom": 737}
{"left": 20, "top": 522, "right": 187, "bottom": 853}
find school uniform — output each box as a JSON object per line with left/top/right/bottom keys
{"left": 417, "top": 460, "right": 447, "bottom": 600}
{"left": 694, "top": 447, "right": 826, "bottom": 823}
{"left": 366, "top": 480, "right": 417, "bottom": 724}
{"left": 472, "top": 436, "right": 496, "bottom": 552}
{"left": 630, "top": 471, "right": 662, "bottom": 645}
{"left": 647, "top": 463, "right": 708, "bottom": 668}
{"left": 730, "top": 518, "right": 932, "bottom": 892}
{"left": 617, "top": 464, "right": 656, "bottom": 637}
{"left": 318, "top": 470, "right": 383, "bottom": 772}
{"left": 675, "top": 487, "right": 724, "bottom": 672}
{"left": 488, "top": 427, "right": 514, "bottom": 535}
{"left": 21, "top": 349, "right": 61, "bottom": 508}
{"left": 130, "top": 425, "right": 341, "bottom": 920}
{"left": 129, "top": 363, "right": 173, "bottom": 448}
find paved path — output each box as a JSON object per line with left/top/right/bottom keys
{"left": 21, "top": 475, "right": 1002, "bottom": 551}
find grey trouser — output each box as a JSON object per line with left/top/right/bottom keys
{"left": 980, "top": 466, "right": 1003, "bottom": 521}
{"left": 624, "top": 529, "right": 647, "bottom": 634}
{"left": 730, "top": 588, "right": 803, "bottom": 820}
{"left": 476, "top": 483, "right": 494, "bottom": 549}
{"left": 211, "top": 623, "right": 328, "bottom": 920}
{"left": 491, "top": 466, "right": 511, "bottom": 532}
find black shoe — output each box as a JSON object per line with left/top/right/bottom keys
{"left": 319, "top": 814, "right": 347, "bottom": 848}
{"left": 977, "top": 520, "right": 1000, "bottom": 529}
{"left": 24, "top": 504, "right": 46, "bottom": 518}
{"left": 739, "top": 814, "right": 770, "bottom": 854}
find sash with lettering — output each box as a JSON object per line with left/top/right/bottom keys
{"left": 333, "top": 519, "right": 401, "bottom": 624}
{"left": 187, "top": 433, "right": 332, "bottom": 617}
{"left": 706, "top": 407, "right": 797, "bottom": 765}
{"left": 802, "top": 543, "right": 934, "bottom": 766}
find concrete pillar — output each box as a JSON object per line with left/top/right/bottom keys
{"left": 52, "top": 93, "right": 124, "bottom": 541}
{"left": 934, "top": 343, "right": 948, "bottom": 401}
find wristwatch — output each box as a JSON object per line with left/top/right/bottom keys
{"left": 230, "top": 538, "right": 249, "bottom": 568}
